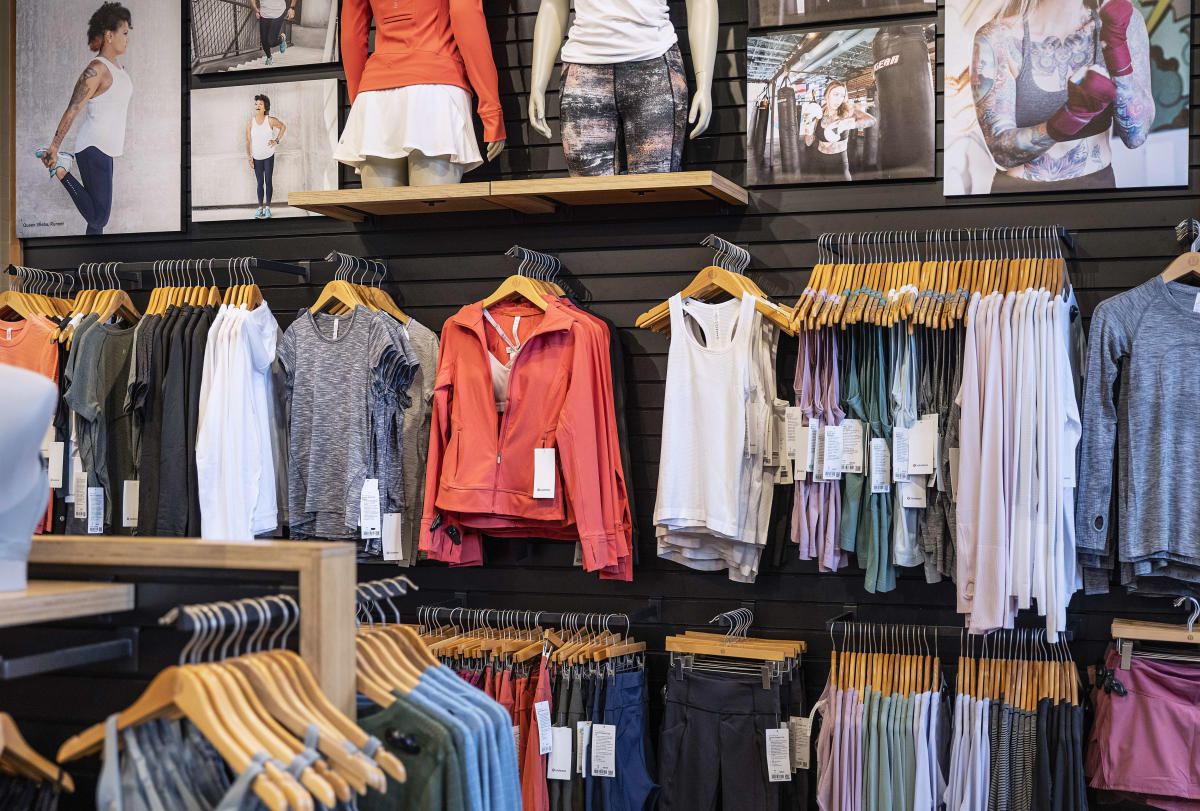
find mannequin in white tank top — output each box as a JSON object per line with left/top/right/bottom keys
{"left": 38, "top": 2, "right": 134, "bottom": 236}
{"left": 245, "top": 94, "right": 288, "bottom": 219}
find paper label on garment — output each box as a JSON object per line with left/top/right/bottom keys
{"left": 891, "top": 427, "right": 911, "bottom": 482}
{"left": 821, "top": 425, "right": 843, "bottom": 480}
{"left": 573, "top": 542, "right": 583, "bottom": 567}
{"left": 359, "top": 479, "right": 381, "bottom": 539}
{"left": 72, "top": 467, "right": 88, "bottom": 517}
{"left": 513, "top": 725, "right": 521, "bottom": 755}
{"left": 870, "top": 439, "right": 891, "bottom": 494}
{"left": 382, "top": 513, "right": 403, "bottom": 560}
{"left": 533, "top": 448, "right": 556, "bottom": 498}
{"left": 47, "top": 442, "right": 65, "bottom": 489}
{"left": 788, "top": 717, "right": 813, "bottom": 771}
{"left": 807, "top": 420, "right": 820, "bottom": 473}
{"left": 785, "top": 407, "right": 803, "bottom": 459}
{"left": 765, "top": 411, "right": 779, "bottom": 466}
{"left": 774, "top": 458, "right": 792, "bottom": 484}
{"left": 122, "top": 480, "right": 139, "bottom": 527}
{"left": 949, "top": 448, "right": 961, "bottom": 502}
{"left": 547, "top": 728, "right": 573, "bottom": 780}
{"left": 900, "top": 476, "right": 928, "bottom": 509}
{"left": 908, "top": 415, "right": 938, "bottom": 476}
{"left": 66, "top": 449, "right": 81, "bottom": 503}
{"left": 590, "top": 724, "right": 616, "bottom": 778}
{"left": 40, "top": 423, "right": 55, "bottom": 455}
{"left": 86, "top": 486, "right": 104, "bottom": 533}
{"left": 332, "top": 317, "right": 340, "bottom": 340}
{"left": 577, "top": 721, "right": 592, "bottom": 776}
{"left": 841, "top": 419, "right": 864, "bottom": 474}
{"left": 1194, "top": 293, "right": 1200, "bottom": 313}
{"left": 535, "top": 700, "right": 553, "bottom": 754}
{"left": 766, "top": 726, "right": 793, "bottom": 782}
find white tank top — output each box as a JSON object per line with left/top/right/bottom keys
{"left": 483, "top": 309, "right": 522, "bottom": 413}
{"left": 653, "top": 293, "right": 759, "bottom": 539}
{"left": 560, "top": 0, "right": 677, "bottom": 64}
{"left": 74, "top": 56, "right": 132, "bottom": 157}
{"left": 250, "top": 115, "right": 278, "bottom": 160}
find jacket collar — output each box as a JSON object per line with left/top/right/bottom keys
{"left": 449, "top": 298, "right": 577, "bottom": 344}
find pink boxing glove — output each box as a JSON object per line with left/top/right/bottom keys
{"left": 1099, "top": 0, "right": 1135, "bottom": 77}
{"left": 1046, "top": 69, "right": 1117, "bottom": 141}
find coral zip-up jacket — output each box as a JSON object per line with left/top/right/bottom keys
{"left": 340, "top": 0, "right": 506, "bottom": 143}
{"left": 421, "top": 299, "right": 627, "bottom": 575}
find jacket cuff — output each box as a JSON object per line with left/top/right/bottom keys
{"left": 481, "top": 112, "right": 506, "bottom": 144}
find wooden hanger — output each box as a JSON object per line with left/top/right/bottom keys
{"left": 638, "top": 265, "right": 795, "bottom": 335}
{"left": 0, "top": 712, "right": 74, "bottom": 792}
{"left": 481, "top": 274, "right": 551, "bottom": 312}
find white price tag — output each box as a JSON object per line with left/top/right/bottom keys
{"left": 40, "top": 423, "right": 55, "bottom": 455}
{"left": 766, "top": 726, "right": 793, "bottom": 782}
{"left": 547, "top": 728, "right": 572, "bottom": 780}
{"left": 382, "top": 513, "right": 403, "bottom": 560}
{"left": 774, "top": 459, "right": 792, "bottom": 484}
{"left": 590, "top": 724, "right": 616, "bottom": 778}
{"left": 892, "top": 427, "right": 911, "bottom": 483}
{"left": 533, "top": 448, "right": 556, "bottom": 499}
{"left": 908, "top": 415, "right": 938, "bottom": 475}
{"left": 535, "top": 701, "right": 553, "bottom": 755}
{"left": 1194, "top": 293, "right": 1200, "bottom": 313}
{"left": 359, "top": 478, "right": 381, "bottom": 539}
{"left": 513, "top": 725, "right": 521, "bottom": 755}
{"left": 785, "top": 407, "right": 803, "bottom": 459}
{"left": 812, "top": 422, "right": 826, "bottom": 483}
{"left": 949, "top": 448, "right": 961, "bottom": 502}
{"left": 86, "top": 486, "right": 104, "bottom": 534}
{"left": 122, "top": 480, "right": 139, "bottom": 527}
{"left": 72, "top": 466, "right": 88, "bottom": 518}
{"left": 901, "top": 477, "right": 928, "bottom": 509}
{"left": 822, "top": 425, "right": 843, "bottom": 480}
{"left": 576, "top": 721, "right": 592, "bottom": 776}
{"left": 870, "top": 439, "right": 891, "bottom": 494}
{"left": 47, "top": 442, "right": 65, "bottom": 489}
{"left": 841, "top": 419, "right": 864, "bottom": 474}
{"left": 806, "top": 420, "right": 820, "bottom": 473}
{"left": 765, "top": 411, "right": 779, "bottom": 466}
{"left": 789, "top": 717, "right": 813, "bottom": 771}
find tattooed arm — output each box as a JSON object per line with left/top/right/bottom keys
{"left": 1110, "top": 9, "right": 1154, "bottom": 148}
{"left": 971, "top": 21, "right": 1057, "bottom": 170}
{"left": 268, "top": 117, "right": 286, "bottom": 146}
{"left": 43, "top": 61, "right": 103, "bottom": 167}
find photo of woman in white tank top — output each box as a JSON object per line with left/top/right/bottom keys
{"left": 35, "top": 2, "right": 134, "bottom": 236}
{"left": 245, "top": 94, "right": 287, "bottom": 219}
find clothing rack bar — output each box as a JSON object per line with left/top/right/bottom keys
{"left": 6, "top": 263, "right": 140, "bottom": 285}
{"left": 418, "top": 605, "right": 632, "bottom": 635}
{"left": 700, "top": 234, "right": 751, "bottom": 272}
{"left": 162, "top": 592, "right": 298, "bottom": 634}
{"left": 824, "top": 225, "right": 1076, "bottom": 257}
{"left": 506, "top": 244, "right": 562, "bottom": 275}
{"left": 826, "top": 612, "right": 1075, "bottom": 642}
{"left": 322, "top": 251, "right": 390, "bottom": 281}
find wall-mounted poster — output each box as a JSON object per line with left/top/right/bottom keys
{"left": 751, "top": 0, "right": 933, "bottom": 29}
{"left": 945, "top": 0, "right": 1189, "bottom": 194}
{"left": 189, "top": 79, "right": 338, "bottom": 222}
{"left": 15, "top": 0, "right": 182, "bottom": 238}
{"left": 747, "top": 23, "right": 936, "bottom": 186}
{"left": 189, "top": 0, "right": 339, "bottom": 74}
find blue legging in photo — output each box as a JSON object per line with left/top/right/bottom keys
{"left": 58, "top": 146, "right": 113, "bottom": 235}
{"left": 254, "top": 155, "right": 274, "bottom": 206}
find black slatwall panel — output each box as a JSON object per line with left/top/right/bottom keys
{"left": 8, "top": 0, "right": 1199, "bottom": 806}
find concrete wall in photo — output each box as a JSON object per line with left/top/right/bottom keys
{"left": 189, "top": 79, "right": 337, "bottom": 221}
{"left": 15, "top": 0, "right": 182, "bottom": 237}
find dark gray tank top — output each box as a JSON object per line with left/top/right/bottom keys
{"left": 1014, "top": 12, "right": 1107, "bottom": 129}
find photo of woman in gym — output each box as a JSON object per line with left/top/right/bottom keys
{"left": 35, "top": 2, "right": 133, "bottom": 236}
{"left": 945, "top": 0, "right": 1188, "bottom": 193}
{"left": 748, "top": 23, "right": 935, "bottom": 186}
{"left": 16, "top": 0, "right": 181, "bottom": 237}
{"left": 246, "top": 94, "right": 287, "bottom": 220}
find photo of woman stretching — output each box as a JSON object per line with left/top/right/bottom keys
{"left": 803, "top": 81, "right": 877, "bottom": 181}
{"left": 971, "top": 0, "right": 1154, "bottom": 191}
{"left": 246, "top": 94, "right": 286, "bottom": 219}
{"left": 251, "top": 0, "right": 296, "bottom": 66}
{"left": 36, "top": 2, "right": 133, "bottom": 236}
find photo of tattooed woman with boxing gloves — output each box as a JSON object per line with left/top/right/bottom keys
{"left": 970, "top": 0, "right": 1153, "bottom": 191}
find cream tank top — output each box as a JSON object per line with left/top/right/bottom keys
{"left": 74, "top": 56, "right": 132, "bottom": 157}
{"left": 250, "top": 115, "right": 278, "bottom": 160}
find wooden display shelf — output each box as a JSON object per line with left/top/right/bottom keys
{"left": 0, "top": 580, "right": 134, "bottom": 628}
{"left": 288, "top": 171, "right": 747, "bottom": 222}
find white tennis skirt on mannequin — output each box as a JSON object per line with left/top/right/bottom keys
{"left": 334, "top": 84, "right": 483, "bottom": 171}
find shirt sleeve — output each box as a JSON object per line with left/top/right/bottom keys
{"left": 340, "top": 0, "right": 373, "bottom": 102}
{"left": 448, "top": 0, "right": 506, "bottom": 142}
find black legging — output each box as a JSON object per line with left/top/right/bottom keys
{"left": 253, "top": 155, "right": 274, "bottom": 206}
{"left": 259, "top": 14, "right": 286, "bottom": 59}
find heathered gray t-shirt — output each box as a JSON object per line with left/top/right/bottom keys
{"left": 277, "top": 307, "right": 400, "bottom": 540}
{"left": 399, "top": 319, "right": 439, "bottom": 564}
{"left": 1076, "top": 276, "right": 1200, "bottom": 595}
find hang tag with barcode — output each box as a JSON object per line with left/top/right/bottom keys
{"left": 359, "top": 478, "right": 381, "bottom": 539}
{"left": 547, "top": 728, "right": 572, "bottom": 780}
{"left": 870, "top": 439, "right": 891, "bottom": 494}
{"left": 841, "top": 419, "right": 864, "bottom": 474}
{"left": 892, "top": 427, "right": 911, "bottom": 482}
{"left": 535, "top": 701, "right": 553, "bottom": 754}
{"left": 812, "top": 423, "right": 826, "bottom": 483}
{"left": 774, "top": 459, "right": 792, "bottom": 484}
{"left": 86, "top": 486, "right": 104, "bottom": 533}
{"left": 47, "top": 442, "right": 65, "bottom": 489}
{"left": 908, "top": 414, "right": 938, "bottom": 475}
{"left": 513, "top": 725, "right": 521, "bottom": 754}
{"left": 822, "top": 425, "right": 843, "bottom": 480}
{"left": 766, "top": 726, "right": 792, "bottom": 782}
{"left": 788, "top": 717, "right": 813, "bottom": 771}
{"left": 590, "top": 724, "right": 616, "bottom": 778}
{"left": 382, "top": 513, "right": 403, "bottom": 560}
{"left": 533, "top": 448, "right": 555, "bottom": 498}
{"left": 122, "top": 480, "right": 139, "bottom": 527}
{"left": 72, "top": 466, "right": 88, "bottom": 518}
{"left": 40, "top": 423, "right": 55, "bottom": 455}
{"left": 806, "top": 419, "right": 820, "bottom": 473}
{"left": 785, "top": 407, "right": 803, "bottom": 459}
{"left": 577, "top": 721, "right": 592, "bottom": 776}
